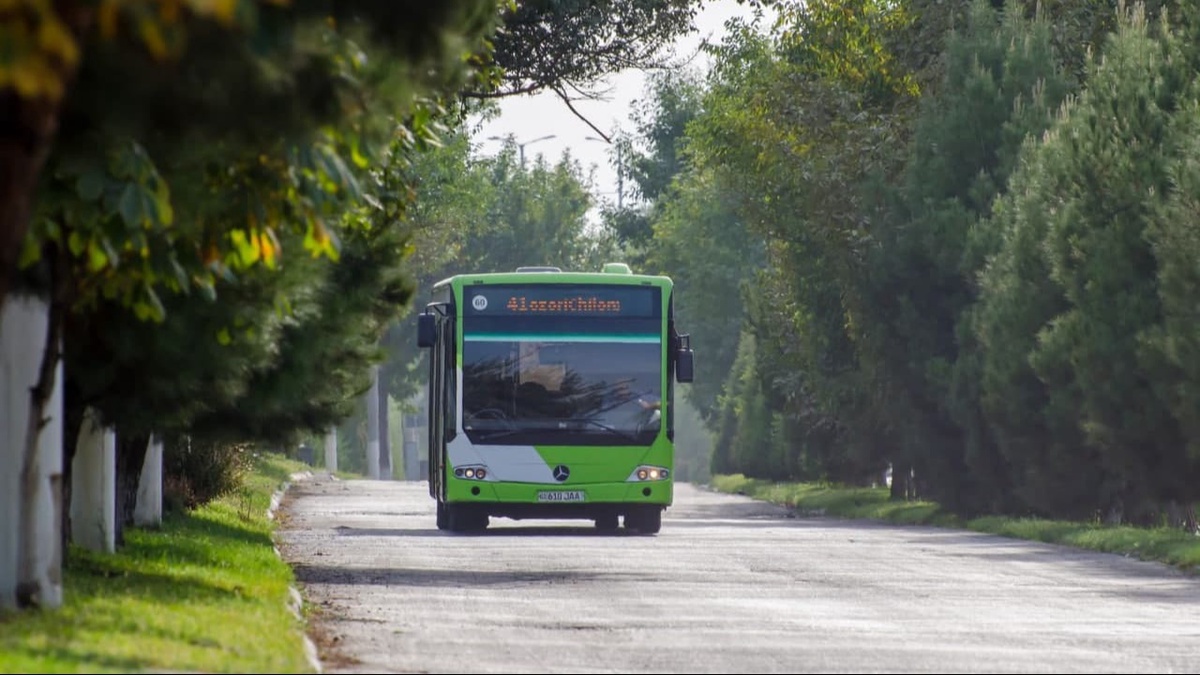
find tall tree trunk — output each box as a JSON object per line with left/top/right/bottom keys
{"left": 889, "top": 461, "right": 913, "bottom": 502}
{"left": 59, "top": 380, "right": 87, "bottom": 560}
{"left": 379, "top": 386, "right": 391, "bottom": 479}
{"left": 17, "top": 248, "right": 65, "bottom": 608}
{"left": 133, "top": 435, "right": 163, "bottom": 527}
{"left": 69, "top": 407, "right": 115, "bottom": 553}
{"left": 365, "top": 365, "right": 380, "bottom": 479}
{"left": 324, "top": 428, "right": 338, "bottom": 474}
{"left": 1, "top": 295, "right": 52, "bottom": 609}
{"left": 114, "top": 430, "right": 150, "bottom": 547}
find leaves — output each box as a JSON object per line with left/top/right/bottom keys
{"left": 0, "top": 1, "right": 77, "bottom": 100}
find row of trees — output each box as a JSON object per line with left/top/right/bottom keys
{"left": 611, "top": 0, "right": 1199, "bottom": 528}
{"left": 0, "top": 0, "right": 715, "bottom": 610}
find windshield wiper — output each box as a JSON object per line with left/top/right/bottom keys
{"left": 470, "top": 428, "right": 526, "bottom": 442}
{"left": 468, "top": 419, "right": 642, "bottom": 443}
{"left": 560, "top": 418, "right": 640, "bottom": 443}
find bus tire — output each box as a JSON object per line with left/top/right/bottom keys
{"left": 447, "top": 504, "right": 489, "bottom": 532}
{"left": 436, "top": 501, "right": 448, "bottom": 530}
{"left": 595, "top": 513, "right": 619, "bottom": 531}
{"left": 624, "top": 506, "right": 662, "bottom": 535}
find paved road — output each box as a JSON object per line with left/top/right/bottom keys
{"left": 274, "top": 473, "right": 1200, "bottom": 674}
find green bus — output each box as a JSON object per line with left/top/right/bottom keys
{"left": 416, "top": 263, "right": 694, "bottom": 534}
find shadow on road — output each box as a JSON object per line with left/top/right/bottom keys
{"left": 291, "top": 563, "right": 655, "bottom": 588}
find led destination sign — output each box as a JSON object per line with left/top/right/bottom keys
{"left": 505, "top": 295, "right": 621, "bottom": 314}
{"left": 465, "top": 285, "right": 659, "bottom": 318}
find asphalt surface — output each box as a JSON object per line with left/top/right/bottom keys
{"left": 274, "top": 473, "right": 1200, "bottom": 674}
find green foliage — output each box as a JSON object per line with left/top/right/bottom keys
{"left": 63, "top": 256, "right": 291, "bottom": 441}
{"left": 860, "top": 0, "right": 1074, "bottom": 513}
{"left": 480, "top": 0, "right": 700, "bottom": 98}
{"left": 972, "top": 2, "right": 1200, "bottom": 522}
{"left": 186, "top": 217, "right": 411, "bottom": 446}
{"left": 649, "top": 168, "right": 763, "bottom": 422}
{"left": 775, "top": 0, "right": 919, "bottom": 104}
{"left": 671, "top": 385, "right": 714, "bottom": 484}
{"left": 1029, "top": 4, "right": 1197, "bottom": 521}
{"left": 1142, "top": 94, "right": 1200, "bottom": 462}
{"left": 24, "top": 1, "right": 505, "bottom": 468}
{"left": 974, "top": 133, "right": 1095, "bottom": 518}
{"left": 686, "top": 1, "right": 917, "bottom": 488}
{"left": 607, "top": 67, "right": 767, "bottom": 426}
{"left": 709, "top": 331, "right": 756, "bottom": 477}
{"left": 711, "top": 329, "right": 813, "bottom": 481}
{"left": 25, "top": 0, "right": 500, "bottom": 304}
{"left": 648, "top": 0, "right": 1200, "bottom": 530}
{"left": 625, "top": 69, "right": 706, "bottom": 206}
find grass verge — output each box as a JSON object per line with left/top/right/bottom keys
{"left": 0, "top": 451, "right": 317, "bottom": 674}
{"left": 708, "top": 473, "right": 1200, "bottom": 575}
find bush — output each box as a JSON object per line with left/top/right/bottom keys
{"left": 163, "top": 435, "right": 253, "bottom": 511}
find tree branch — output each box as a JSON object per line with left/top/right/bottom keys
{"left": 553, "top": 87, "right": 610, "bottom": 142}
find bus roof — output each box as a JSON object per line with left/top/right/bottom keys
{"left": 431, "top": 264, "right": 673, "bottom": 292}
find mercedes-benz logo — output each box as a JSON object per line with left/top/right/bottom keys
{"left": 552, "top": 465, "right": 570, "bottom": 482}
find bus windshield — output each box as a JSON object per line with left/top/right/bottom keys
{"left": 461, "top": 336, "right": 662, "bottom": 446}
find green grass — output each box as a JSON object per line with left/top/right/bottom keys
{"left": 709, "top": 473, "right": 1200, "bottom": 574}
{"left": 0, "top": 452, "right": 318, "bottom": 674}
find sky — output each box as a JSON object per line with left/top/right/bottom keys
{"left": 471, "top": 0, "right": 759, "bottom": 209}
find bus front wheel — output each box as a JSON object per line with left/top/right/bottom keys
{"left": 446, "top": 504, "right": 489, "bottom": 532}
{"left": 624, "top": 506, "right": 662, "bottom": 535}
{"left": 594, "top": 513, "right": 619, "bottom": 531}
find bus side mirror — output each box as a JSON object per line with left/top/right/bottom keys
{"left": 676, "top": 349, "right": 694, "bottom": 383}
{"left": 675, "top": 334, "right": 693, "bottom": 383}
{"left": 417, "top": 313, "right": 436, "bottom": 348}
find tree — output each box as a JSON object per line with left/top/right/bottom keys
{"left": 2, "top": 0, "right": 499, "bottom": 317}
{"left": 607, "top": 69, "right": 706, "bottom": 272}
{"left": 1030, "top": 4, "right": 1197, "bottom": 524}
{"left": 860, "top": 0, "right": 1073, "bottom": 512}
{"left": 648, "top": 167, "right": 761, "bottom": 423}
{"left": 470, "top": 0, "right": 700, "bottom": 135}
{"left": 3, "top": 0, "right": 501, "bottom": 610}
{"left": 681, "top": 0, "right": 916, "bottom": 485}
{"left": 973, "top": 2, "right": 1200, "bottom": 524}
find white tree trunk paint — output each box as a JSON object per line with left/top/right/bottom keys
{"left": 0, "top": 297, "right": 50, "bottom": 609}
{"left": 365, "top": 366, "right": 380, "bottom": 479}
{"left": 31, "top": 352, "right": 63, "bottom": 608}
{"left": 70, "top": 408, "right": 116, "bottom": 553}
{"left": 324, "top": 428, "right": 338, "bottom": 474}
{"left": 133, "top": 434, "right": 162, "bottom": 527}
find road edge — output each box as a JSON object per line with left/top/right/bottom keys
{"left": 269, "top": 470, "right": 324, "bottom": 675}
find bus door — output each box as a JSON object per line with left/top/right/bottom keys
{"left": 419, "top": 304, "right": 455, "bottom": 500}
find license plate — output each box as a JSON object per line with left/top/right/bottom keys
{"left": 537, "top": 490, "right": 586, "bottom": 503}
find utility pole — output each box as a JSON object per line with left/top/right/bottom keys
{"left": 488, "top": 133, "right": 556, "bottom": 168}
{"left": 616, "top": 142, "right": 624, "bottom": 209}
{"left": 586, "top": 135, "right": 624, "bottom": 208}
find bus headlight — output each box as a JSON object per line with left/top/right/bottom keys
{"left": 628, "top": 465, "right": 670, "bottom": 482}
{"left": 453, "top": 465, "right": 490, "bottom": 481}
